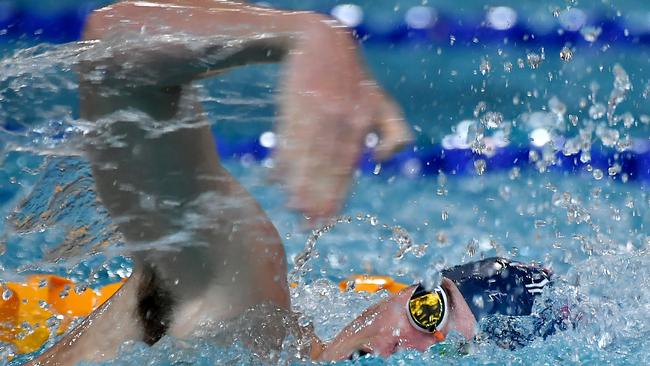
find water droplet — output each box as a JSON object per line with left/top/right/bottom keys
{"left": 589, "top": 103, "right": 606, "bottom": 120}
{"left": 392, "top": 227, "right": 415, "bottom": 259}
{"left": 441, "top": 210, "right": 449, "bottom": 221}
{"left": 503, "top": 61, "right": 513, "bottom": 73}
{"left": 369, "top": 216, "right": 378, "bottom": 226}
{"left": 74, "top": 284, "right": 87, "bottom": 295}
{"left": 513, "top": 59, "right": 523, "bottom": 70}
{"left": 20, "top": 322, "right": 33, "bottom": 334}
{"left": 480, "top": 111, "right": 503, "bottom": 129}
{"left": 592, "top": 169, "right": 604, "bottom": 180}
{"left": 510, "top": 246, "right": 519, "bottom": 257}
{"left": 343, "top": 280, "right": 356, "bottom": 292}
{"left": 568, "top": 114, "right": 579, "bottom": 126}
{"left": 613, "top": 64, "right": 632, "bottom": 93}
{"left": 285, "top": 232, "right": 292, "bottom": 240}
{"left": 466, "top": 239, "right": 478, "bottom": 257}
{"left": 596, "top": 125, "right": 619, "bottom": 147}
{"left": 479, "top": 58, "right": 491, "bottom": 75}
{"left": 598, "top": 332, "right": 612, "bottom": 349}
{"left": 622, "top": 113, "right": 635, "bottom": 128}
{"left": 509, "top": 167, "right": 521, "bottom": 180}
{"left": 581, "top": 26, "right": 602, "bottom": 43}
{"left": 46, "top": 316, "right": 60, "bottom": 329}
{"left": 365, "top": 132, "right": 379, "bottom": 148}
{"left": 401, "top": 158, "right": 422, "bottom": 177}
{"left": 412, "top": 244, "right": 428, "bottom": 258}
{"left": 608, "top": 164, "right": 620, "bottom": 176}
{"left": 259, "top": 131, "right": 276, "bottom": 148}
{"left": 474, "top": 159, "right": 487, "bottom": 175}
{"left": 449, "top": 35, "right": 456, "bottom": 45}
{"left": 527, "top": 53, "right": 542, "bottom": 69}
{"left": 2, "top": 289, "right": 13, "bottom": 301}
{"left": 534, "top": 220, "right": 547, "bottom": 228}
{"left": 563, "top": 137, "right": 581, "bottom": 156}
{"left": 560, "top": 46, "right": 573, "bottom": 61}
{"left": 473, "top": 295, "right": 485, "bottom": 309}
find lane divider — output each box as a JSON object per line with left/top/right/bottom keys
{"left": 215, "top": 135, "right": 650, "bottom": 182}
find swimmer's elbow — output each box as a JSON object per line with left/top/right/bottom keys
{"left": 82, "top": 9, "right": 109, "bottom": 42}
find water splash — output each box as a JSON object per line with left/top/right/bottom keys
{"left": 289, "top": 213, "right": 432, "bottom": 286}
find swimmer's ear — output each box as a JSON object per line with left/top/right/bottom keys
{"left": 440, "top": 278, "right": 477, "bottom": 340}
{"left": 372, "top": 93, "right": 413, "bottom": 161}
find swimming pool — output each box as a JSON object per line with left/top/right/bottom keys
{"left": 1, "top": 0, "right": 649, "bottom": 365}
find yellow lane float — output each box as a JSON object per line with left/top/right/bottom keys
{"left": 1, "top": 274, "right": 403, "bottom": 354}
{"left": 0, "top": 275, "right": 124, "bottom": 354}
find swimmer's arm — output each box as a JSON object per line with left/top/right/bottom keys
{"left": 83, "top": 0, "right": 412, "bottom": 221}
{"left": 82, "top": 0, "right": 348, "bottom": 86}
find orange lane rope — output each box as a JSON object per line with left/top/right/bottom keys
{"left": 0, "top": 275, "right": 125, "bottom": 355}
{"left": 1, "top": 274, "right": 407, "bottom": 355}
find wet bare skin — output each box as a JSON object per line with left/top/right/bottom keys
{"left": 28, "top": 1, "right": 419, "bottom": 364}
{"left": 314, "top": 279, "right": 477, "bottom": 361}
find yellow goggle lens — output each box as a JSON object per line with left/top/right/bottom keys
{"left": 407, "top": 285, "right": 447, "bottom": 333}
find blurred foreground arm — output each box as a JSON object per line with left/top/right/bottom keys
{"left": 83, "top": 0, "right": 413, "bottom": 220}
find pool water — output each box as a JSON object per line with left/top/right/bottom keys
{"left": 3, "top": 155, "right": 648, "bottom": 365}
{"left": 0, "top": 3, "right": 649, "bottom": 365}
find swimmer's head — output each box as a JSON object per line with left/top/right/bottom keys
{"left": 315, "top": 258, "right": 552, "bottom": 360}
{"left": 441, "top": 257, "right": 553, "bottom": 321}
{"left": 314, "top": 278, "right": 476, "bottom": 361}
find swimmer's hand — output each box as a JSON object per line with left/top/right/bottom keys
{"left": 274, "top": 21, "right": 413, "bottom": 221}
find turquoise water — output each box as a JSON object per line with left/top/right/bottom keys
{"left": 3, "top": 155, "right": 649, "bottom": 365}
{"left": 206, "top": 43, "right": 650, "bottom": 142}
{"left": 1, "top": 4, "right": 650, "bottom": 365}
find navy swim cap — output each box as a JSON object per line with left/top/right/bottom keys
{"left": 442, "top": 257, "right": 551, "bottom": 322}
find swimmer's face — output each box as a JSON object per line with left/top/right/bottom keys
{"left": 315, "top": 278, "right": 477, "bottom": 361}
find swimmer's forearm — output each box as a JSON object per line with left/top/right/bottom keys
{"left": 83, "top": 0, "right": 348, "bottom": 85}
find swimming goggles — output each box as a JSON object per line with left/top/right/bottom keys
{"left": 406, "top": 284, "right": 449, "bottom": 336}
